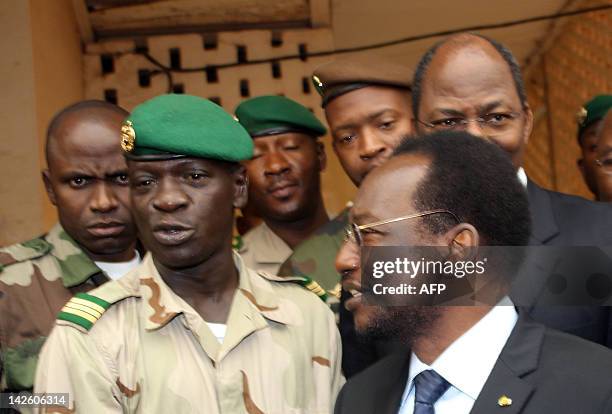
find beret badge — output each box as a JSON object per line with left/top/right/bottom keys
{"left": 120, "top": 120, "right": 136, "bottom": 153}
{"left": 576, "top": 107, "right": 588, "bottom": 126}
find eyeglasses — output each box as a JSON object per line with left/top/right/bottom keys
{"left": 416, "top": 112, "right": 522, "bottom": 135}
{"left": 344, "top": 209, "right": 460, "bottom": 246}
{"left": 596, "top": 156, "right": 612, "bottom": 175}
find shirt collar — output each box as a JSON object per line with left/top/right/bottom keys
{"left": 46, "top": 223, "right": 103, "bottom": 288}
{"left": 138, "top": 250, "right": 295, "bottom": 332}
{"left": 243, "top": 222, "right": 292, "bottom": 264}
{"left": 517, "top": 167, "right": 528, "bottom": 188}
{"left": 404, "top": 298, "right": 518, "bottom": 402}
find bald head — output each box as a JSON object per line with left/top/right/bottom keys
{"left": 411, "top": 33, "right": 533, "bottom": 169}
{"left": 412, "top": 33, "right": 527, "bottom": 118}
{"left": 46, "top": 100, "right": 128, "bottom": 167}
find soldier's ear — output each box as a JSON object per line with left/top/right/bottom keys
{"left": 42, "top": 169, "right": 57, "bottom": 206}
{"left": 316, "top": 141, "right": 327, "bottom": 172}
{"left": 232, "top": 164, "right": 248, "bottom": 209}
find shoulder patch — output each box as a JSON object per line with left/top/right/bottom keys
{"left": 57, "top": 292, "right": 111, "bottom": 331}
{"left": 257, "top": 271, "right": 328, "bottom": 302}
{"left": 0, "top": 237, "right": 51, "bottom": 272}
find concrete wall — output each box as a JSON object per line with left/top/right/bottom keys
{"left": 0, "top": 1, "right": 41, "bottom": 245}
{"left": 0, "top": 0, "right": 83, "bottom": 245}
{"left": 31, "top": 0, "right": 85, "bottom": 230}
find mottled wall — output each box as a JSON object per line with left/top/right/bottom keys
{"left": 523, "top": 6, "right": 611, "bottom": 198}
{"left": 83, "top": 28, "right": 356, "bottom": 216}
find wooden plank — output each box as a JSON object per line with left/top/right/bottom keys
{"left": 89, "top": 0, "right": 309, "bottom": 34}
{"left": 71, "top": 0, "right": 94, "bottom": 43}
{"left": 309, "top": 0, "right": 330, "bottom": 27}
{"left": 87, "top": 0, "right": 157, "bottom": 9}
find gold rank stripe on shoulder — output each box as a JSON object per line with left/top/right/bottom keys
{"left": 301, "top": 278, "right": 328, "bottom": 302}
{"left": 57, "top": 292, "right": 111, "bottom": 330}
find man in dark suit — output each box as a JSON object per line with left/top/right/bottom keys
{"left": 335, "top": 131, "right": 612, "bottom": 414}
{"left": 410, "top": 33, "right": 612, "bottom": 346}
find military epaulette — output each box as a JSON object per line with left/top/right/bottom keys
{"left": 232, "top": 234, "right": 244, "bottom": 251}
{"left": 0, "top": 237, "right": 52, "bottom": 273}
{"left": 257, "top": 271, "right": 328, "bottom": 302}
{"left": 299, "top": 276, "right": 328, "bottom": 302}
{"left": 57, "top": 292, "right": 111, "bottom": 331}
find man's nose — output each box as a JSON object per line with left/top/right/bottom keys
{"left": 335, "top": 239, "right": 361, "bottom": 278}
{"left": 359, "top": 132, "right": 388, "bottom": 161}
{"left": 465, "top": 120, "right": 486, "bottom": 138}
{"left": 263, "top": 151, "right": 291, "bottom": 177}
{"left": 90, "top": 182, "right": 119, "bottom": 213}
{"left": 152, "top": 179, "right": 189, "bottom": 212}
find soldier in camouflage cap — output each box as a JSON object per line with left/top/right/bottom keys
{"left": 34, "top": 94, "right": 343, "bottom": 413}
{"left": 279, "top": 59, "right": 413, "bottom": 377}
{"left": 235, "top": 95, "right": 330, "bottom": 276}
{"left": 0, "top": 100, "right": 140, "bottom": 407}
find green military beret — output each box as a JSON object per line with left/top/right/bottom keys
{"left": 121, "top": 94, "right": 253, "bottom": 161}
{"left": 235, "top": 95, "right": 327, "bottom": 138}
{"left": 312, "top": 59, "right": 412, "bottom": 107}
{"left": 577, "top": 95, "right": 612, "bottom": 139}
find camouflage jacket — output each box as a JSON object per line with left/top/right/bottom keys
{"left": 34, "top": 252, "right": 344, "bottom": 413}
{"left": 0, "top": 224, "right": 109, "bottom": 392}
{"left": 278, "top": 207, "right": 350, "bottom": 299}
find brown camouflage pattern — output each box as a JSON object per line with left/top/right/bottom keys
{"left": 34, "top": 252, "right": 344, "bottom": 413}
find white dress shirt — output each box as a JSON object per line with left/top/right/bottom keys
{"left": 398, "top": 299, "right": 518, "bottom": 414}
{"left": 517, "top": 167, "right": 528, "bottom": 188}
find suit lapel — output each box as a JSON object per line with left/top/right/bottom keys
{"left": 526, "top": 180, "right": 560, "bottom": 245}
{"left": 470, "top": 316, "right": 544, "bottom": 414}
{"left": 376, "top": 353, "right": 411, "bottom": 414}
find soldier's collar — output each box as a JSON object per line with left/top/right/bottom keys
{"left": 233, "top": 252, "right": 296, "bottom": 325}
{"left": 137, "top": 252, "right": 296, "bottom": 332}
{"left": 244, "top": 222, "right": 292, "bottom": 265}
{"left": 47, "top": 224, "right": 103, "bottom": 288}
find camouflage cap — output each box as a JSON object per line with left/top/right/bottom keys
{"left": 235, "top": 95, "right": 327, "bottom": 138}
{"left": 312, "top": 59, "right": 412, "bottom": 107}
{"left": 577, "top": 95, "right": 612, "bottom": 140}
{"left": 121, "top": 94, "right": 253, "bottom": 161}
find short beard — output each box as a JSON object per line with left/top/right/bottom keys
{"left": 360, "top": 305, "right": 442, "bottom": 346}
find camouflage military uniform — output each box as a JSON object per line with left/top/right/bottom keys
{"left": 239, "top": 222, "right": 292, "bottom": 275}
{"left": 34, "top": 251, "right": 344, "bottom": 413}
{"left": 278, "top": 207, "right": 349, "bottom": 300}
{"left": 0, "top": 224, "right": 110, "bottom": 394}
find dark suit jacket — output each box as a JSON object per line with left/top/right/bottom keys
{"left": 512, "top": 180, "right": 612, "bottom": 347}
{"left": 334, "top": 315, "right": 612, "bottom": 414}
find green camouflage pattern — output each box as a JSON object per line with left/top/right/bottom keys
{"left": 0, "top": 224, "right": 105, "bottom": 393}
{"left": 34, "top": 252, "right": 344, "bottom": 413}
{"left": 278, "top": 207, "right": 350, "bottom": 299}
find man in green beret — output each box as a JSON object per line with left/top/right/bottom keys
{"left": 235, "top": 95, "right": 329, "bottom": 276}
{"left": 577, "top": 95, "right": 612, "bottom": 200}
{"left": 34, "top": 94, "right": 343, "bottom": 413}
{"left": 279, "top": 59, "right": 414, "bottom": 377}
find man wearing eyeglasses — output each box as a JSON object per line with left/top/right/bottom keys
{"left": 595, "top": 109, "right": 612, "bottom": 202}
{"left": 334, "top": 131, "right": 612, "bottom": 414}
{"left": 411, "top": 33, "right": 612, "bottom": 347}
